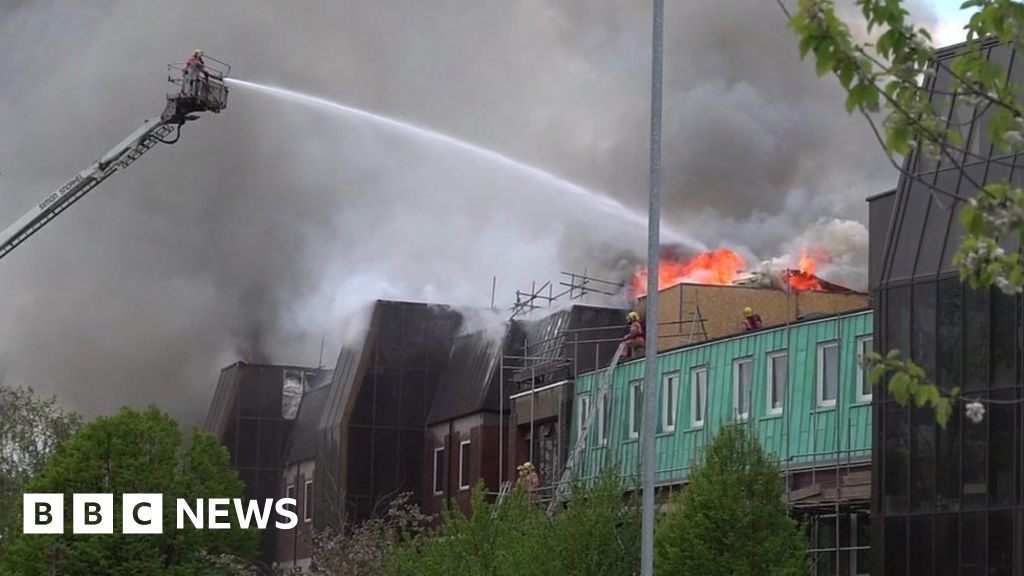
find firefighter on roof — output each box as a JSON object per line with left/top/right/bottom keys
{"left": 621, "top": 311, "right": 645, "bottom": 359}
{"left": 742, "top": 306, "right": 764, "bottom": 331}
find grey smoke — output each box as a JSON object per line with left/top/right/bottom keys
{"left": 0, "top": 1, "right": 939, "bottom": 419}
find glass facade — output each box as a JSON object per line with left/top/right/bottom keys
{"left": 871, "top": 40, "right": 1024, "bottom": 575}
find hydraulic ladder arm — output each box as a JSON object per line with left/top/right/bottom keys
{"left": 0, "top": 56, "right": 230, "bottom": 262}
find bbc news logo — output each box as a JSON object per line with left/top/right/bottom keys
{"left": 23, "top": 494, "right": 299, "bottom": 534}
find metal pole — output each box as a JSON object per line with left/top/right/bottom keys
{"left": 641, "top": 1, "right": 664, "bottom": 574}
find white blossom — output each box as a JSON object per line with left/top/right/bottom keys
{"left": 965, "top": 401, "right": 986, "bottom": 424}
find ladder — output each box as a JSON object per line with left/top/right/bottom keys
{"left": 491, "top": 480, "right": 513, "bottom": 518}
{"left": 685, "top": 304, "right": 709, "bottom": 344}
{"left": 547, "top": 341, "right": 626, "bottom": 515}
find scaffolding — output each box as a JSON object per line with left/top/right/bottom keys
{"left": 508, "top": 270, "right": 624, "bottom": 319}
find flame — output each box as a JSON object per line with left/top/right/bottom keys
{"left": 631, "top": 248, "right": 747, "bottom": 297}
{"left": 786, "top": 251, "right": 822, "bottom": 291}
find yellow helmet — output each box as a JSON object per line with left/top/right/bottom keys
{"left": 193, "top": 49, "right": 204, "bottom": 57}
{"left": 627, "top": 311, "right": 640, "bottom": 322}
{"left": 523, "top": 461, "right": 534, "bottom": 470}
{"left": 743, "top": 307, "right": 753, "bottom": 317}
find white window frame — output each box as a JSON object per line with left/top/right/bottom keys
{"left": 303, "top": 480, "right": 313, "bottom": 523}
{"left": 596, "top": 393, "right": 610, "bottom": 447}
{"left": 458, "top": 440, "right": 471, "bottom": 490}
{"left": 733, "top": 357, "right": 753, "bottom": 421}
{"left": 817, "top": 341, "right": 839, "bottom": 408}
{"left": 628, "top": 381, "right": 642, "bottom": 439}
{"left": 850, "top": 513, "right": 870, "bottom": 576}
{"left": 856, "top": 336, "right": 874, "bottom": 403}
{"left": 285, "top": 484, "right": 296, "bottom": 519}
{"left": 766, "top": 351, "right": 787, "bottom": 416}
{"left": 432, "top": 447, "right": 445, "bottom": 495}
{"left": 691, "top": 366, "right": 707, "bottom": 428}
{"left": 661, "top": 372, "right": 679, "bottom": 433}
{"left": 577, "top": 395, "right": 591, "bottom": 440}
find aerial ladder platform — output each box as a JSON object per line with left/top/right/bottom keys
{"left": 0, "top": 55, "right": 230, "bottom": 262}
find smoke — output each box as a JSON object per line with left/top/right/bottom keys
{"left": 0, "top": 1, "right": 939, "bottom": 419}
{"left": 762, "top": 218, "right": 871, "bottom": 291}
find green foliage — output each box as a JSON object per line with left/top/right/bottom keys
{"left": 382, "top": 472, "right": 640, "bottom": 576}
{"left": 0, "top": 406, "right": 258, "bottom": 576}
{"left": 655, "top": 424, "right": 808, "bottom": 576}
{"left": 865, "top": 350, "right": 958, "bottom": 428}
{"left": 0, "top": 386, "right": 81, "bottom": 550}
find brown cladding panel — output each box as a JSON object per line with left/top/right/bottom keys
{"left": 640, "top": 284, "right": 868, "bottom": 351}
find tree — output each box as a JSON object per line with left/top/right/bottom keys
{"left": 0, "top": 386, "right": 81, "bottom": 549}
{"left": 382, "top": 472, "right": 640, "bottom": 576}
{"left": 310, "top": 492, "right": 432, "bottom": 576}
{"left": 655, "top": 424, "right": 807, "bottom": 576}
{"left": 783, "top": 0, "right": 1024, "bottom": 426}
{"left": 0, "top": 406, "right": 259, "bottom": 576}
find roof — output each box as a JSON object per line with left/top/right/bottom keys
{"left": 615, "top": 307, "right": 873, "bottom": 367}
{"left": 511, "top": 304, "right": 626, "bottom": 384}
{"left": 866, "top": 188, "right": 897, "bottom": 202}
{"left": 425, "top": 327, "right": 509, "bottom": 425}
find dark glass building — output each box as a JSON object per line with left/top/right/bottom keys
{"left": 870, "top": 40, "right": 1024, "bottom": 575}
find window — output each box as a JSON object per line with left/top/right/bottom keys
{"left": 303, "top": 480, "right": 313, "bottom": 522}
{"left": 691, "top": 367, "right": 707, "bottom": 427}
{"left": 628, "top": 381, "right": 642, "bottom": 439}
{"left": 767, "top": 352, "right": 787, "bottom": 416}
{"left": 577, "top": 395, "right": 591, "bottom": 439}
{"left": 851, "top": 514, "right": 870, "bottom": 576}
{"left": 856, "top": 336, "right": 873, "bottom": 402}
{"left": 733, "top": 358, "right": 752, "bottom": 421}
{"left": 432, "top": 447, "right": 445, "bottom": 495}
{"left": 817, "top": 342, "right": 839, "bottom": 407}
{"left": 596, "top": 393, "right": 611, "bottom": 446}
{"left": 285, "top": 484, "right": 296, "bottom": 518}
{"left": 811, "top": 516, "right": 838, "bottom": 576}
{"left": 459, "top": 440, "right": 471, "bottom": 490}
{"left": 809, "top": 514, "right": 870, "bottom": 576}
{"left": 661, "top": 372, "right": 679, "bottom": 432}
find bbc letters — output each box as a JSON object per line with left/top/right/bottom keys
{"left": 23, "top": 494, "right": 298, "bottom": 534}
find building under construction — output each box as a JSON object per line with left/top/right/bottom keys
{"left": 203, "top": 270, "right": 873, "bottom": 574}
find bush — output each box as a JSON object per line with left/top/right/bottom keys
{"left": 383, "top": 470, "right": 638, "bottom": 576}
{"left": 655, "top": 424, "right": 807, "bottom": 576}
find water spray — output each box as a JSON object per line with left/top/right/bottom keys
{"left": 225, "top": 78, "right": 705, "bottom": 252}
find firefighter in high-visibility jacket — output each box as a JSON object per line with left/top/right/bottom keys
{"left": 742, "top": 306, "right": 764, "bottom": 331}
{"left": 517, "top": 462, "right": 540, "bottom": 501}
{"left": 621, "top": 311, "right": 645, "bottom": 359}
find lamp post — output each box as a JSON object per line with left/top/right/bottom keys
{"left": 640, "top": 1, "right": 664, "bottom": 575}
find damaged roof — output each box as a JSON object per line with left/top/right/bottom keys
{"left": 426, "top": 323, "right": 521, "bottom": 425}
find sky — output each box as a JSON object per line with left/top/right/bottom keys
{"left": 0, "top": 1, "right": 955, "bottom": 421}
{"left": 928, "top": 0, "right": 972, "bottom": 45}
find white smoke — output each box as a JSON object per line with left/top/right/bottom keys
{"left": 762, "top": 218, "right": 870, "bottom": 291}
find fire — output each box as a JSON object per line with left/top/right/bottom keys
{"left": 786, "top": 251, "right": 823, "bottom": 291}
{"left": 630, "top": 248, "right": 747, "bottom": 297}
